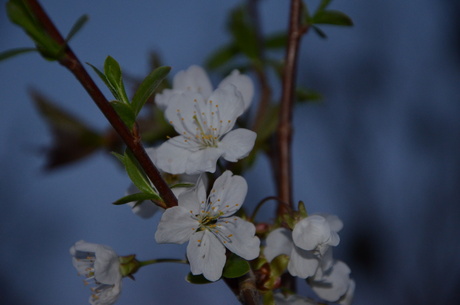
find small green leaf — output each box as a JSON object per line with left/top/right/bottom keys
{"left": 205, "top": 44, "right": 239, "bottom": 70}
{"left": 110, "top": 101, "right": 135, "bottom": 129}
{"left": 131, "top": 66, "right": 171, "bottom": 116}
{"left": 123, "top": 150, "right": 156, "bottom": 195}
{"left": 311, "top": 25, "right": 327, "bottom": 39}
{"left": 6, "top": 0, "right": 62, "bottom": 59}
{"left": 264, "top": 32, "right": 287, "bottom": 49}
{"left": 318, "top": 0, "right": 333, "bottom": 12}
{"left": 229, "top": 7, "right": 259, "bottom": 61}
{"left": 0, "top": 47, "right": 37, "bottom": 61}
{"left": 270, "top": 254, "right": 289, "bottom": 277}
{"left": 296, "top": 87, "right": 322, "bottom": 103}
{"left": 113, "top": 192, "right": 161, "bottom": 205}
{"left": 104, "top": 56, "right": 129, "bottom": 103}
{"left": 313, "top": 10, "right": 353, "bottom": 26}
{"left": 222, "top": 255, "right": 250, "bottom": 279}
{"left": 297, "top": 201, "right": 308, "bottom": 218}
{"left": 185, "top": 273, "right": 213, "bottom": 284}
{"left": 65, "top": 14, "right": 89, "bottom": 43}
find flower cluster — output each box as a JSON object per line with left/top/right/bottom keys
{"left": 265, "top": 214, "right": 354, "bottom": 304}
{"left": 149, "top": 67, "right": 260, "bottom": 281}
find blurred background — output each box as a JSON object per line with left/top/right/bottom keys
{"left": 1, "top": 0, "right": 459, "bottom": 304}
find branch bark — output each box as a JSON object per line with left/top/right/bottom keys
{"left": 276, "top": 0, "right": 308, "bottom": 215}
{"left": 25, "top": 0, "right": 178, "bottom": 208}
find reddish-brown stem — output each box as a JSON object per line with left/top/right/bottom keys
{"left": 276, "top": 0, "right": 308, "bottom": 215}
{"left": 25, "top": 0, "right": 177, "bottom": 208}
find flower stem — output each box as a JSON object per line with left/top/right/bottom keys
{"left": 138, "top": 258, "right": 188, "bottom": 267}
{"left": 24, "top": 0, "right": 178, "bottom": 208}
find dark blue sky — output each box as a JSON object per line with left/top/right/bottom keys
{"left": 1, "top": 0, "right": 459, "bottom": 304}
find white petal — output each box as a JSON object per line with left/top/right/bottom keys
{"left": 154, "top": 139, "right": 195, "bottom": 174}
{"left": 215, "top": 216, "right": 260, "bottom": 260}
{"left": 288, "top": 246, "right": 319, "bottom": 278}
{"left": 187, "top": 230, "right": 226, "bottom": 281}
{"left": 264, "top": 228, "right": 293, "bottom": 262}
{"left": 293, "top": 215, "right": 336, "bottom": 251}
{"left": 311, "top": 261, "right": 351, "bottom": 302}
{"left": 187, "top": 146, "right": 224, "bottom": 174}
{"left": 89, "top": 280, "right": 122, "bottom": 305}
{"left": 207, "top": 86, "right": 245, "bottom": 134}
{"left": 165, "top": 91, "right": 207, "bottom": 137}
{"left": 154, "top": 88, "right": 174, "bottom": 110}
{"left": 128, "top": 200, "right": 160, "bottom": 219}
{"left": 209, "top": 171, "right": 247, "bottom": 216}
{"left": 218, "top": 70, "right": 254, "bottom": 111}
{"left": 173, "top": 65, "right": 213, "bottom": 98}
{"left": 177, "top": 177, "right": 206, "bottom": 213}
{"left": 70, "top": 241, "right": 121, "bottom": 285}
{"left": 220, "top": 128, "right": 257, "bottom": 162}
{"left": 155, "top": 207, "right": 198, "bottom": 244}
{"left": 338, "top": 279, "right": 355, "bottom": 305}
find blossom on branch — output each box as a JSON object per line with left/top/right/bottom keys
{"left": 264, "top": 214, "right": 342, "bottom": 278}
{"left": 155, "top": 170, "right": 260, "bottom": 281}
{"left": 70, "top": 241, "right": 122, "bottom": 305}
{"left": 153, "top": 66, "right": 256, "bottom": 174}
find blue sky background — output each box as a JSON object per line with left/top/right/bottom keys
{"left": 1, "top": 0, "right": 460, "bottom": 304}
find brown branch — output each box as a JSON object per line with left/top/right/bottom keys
{"left": 25, "top": 0, "right": 178, "bottom": 208}
{"left": 276, "top": 0, "right": 308, "bottom": 215}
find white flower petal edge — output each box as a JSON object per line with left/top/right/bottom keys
{"left": 218, "top": 69, "right": 254, "bottom": 111}
{"left": 70, "top": 241, "right": 122, "bottom": 305}
{"left": 264, "top": 228, "right": 293, "bottom": 262}
{"left": 155, "top": 65, "right": 213, "bottom": 110}
{"left": 155, "top": 170, "right": 260, "bottom": 281}
{"left": 310, "top": 260, "right": 352, "bottom": 302}
{"left": 292, "top": 215, "right": 340, "bottom": 254}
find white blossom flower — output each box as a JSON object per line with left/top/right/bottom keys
{"left": 155, "top": 65, "right": 253, "bottom": 111}
{"left": 153, "top": 66, "right": 257, "bottom": 174}
{"left": 264, "top": 215, "right": 341, "bottom": 279}
{"left": 310, "top": 260, "right": 353, "bottom": 303}
{"left": 155, "top": 170, "right": 260, "bottom": 281}
{"left": 70, "top": 240, "right": 122, "bottom": 305}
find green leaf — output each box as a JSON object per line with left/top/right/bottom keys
{"left": 229, "top": 7, "right": 259, "bottom": 61}
{"left": 264, "top": 32, "right": 287, "bottom": 49}
{"left": 65, "top": 14, "right": 89, "bottom": 43}
{"left": 313, "top": 10, "right": 353, "bottom": 26}
{"left": 222, "top": 255, "right": 250, "bottom": 279}
{"left": 113, "top": 192, "right": 161, "bottom": 205}
{"left": 318, "top": 0, "right": 333, "bottom": 12}
{"left": 110, "top": 101, "right": 135, "bottom": 129}
{"left": 131, "top": 66, "right": 171, "bottom": 116}
{"left": 0, "top": 47, "right": 37, "bottom": 61}
{"left": 104, "top": 56, "right": 130, "bottom": 103}
{"left": 205, "top": 44, "right": 239, "bottom": 70}
{"left": 123, "top": 150, "right": 156, "bottom": 195}
{"left": 311, "top": 25, "right": 327, "bottom": 39}
{"left": 296, "top": 87, "right": 322, "bottom": 103}
{"left": 185, "top": 273, "right": 213, "bottom": 284}
{"left": 6, "top": 0, "right": 62, "bottom": 59}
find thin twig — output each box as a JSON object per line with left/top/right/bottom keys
{"left": 25, "top": 0, "right": 178, "bottom": 208}
{"left": 276, "top": 0, "right": 308, "bottom": 215}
